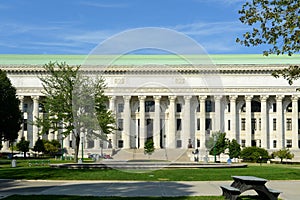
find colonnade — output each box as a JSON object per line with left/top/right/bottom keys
{"left": 1, "top": 94, "right": 299, "bottom": 152}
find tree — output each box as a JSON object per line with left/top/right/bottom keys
{"left": 16, "top": 136, "right": 30, "bottom": 158}
{"left": 43, "top": 139, "right": 61, "bottom": 157}
{"left": 0, "top": 69, "right": 22, "bottom": 150}
{"left": 33, "top": 137, "right": 45, "bottom": 156}
{"left": 240, "top": 146, "right": 269, "bottom": 163}
{"left": 272, "top": 148, "right": 294, "bottom": 163}
{"left": 228, "top": 139, "right": 241, "bottom": 159}
{"left": 144, "top": 138, "right": 155, "bottom": 157}
{"left": 237, "top": 1, "right": 300, "bottom": 85}
{"left": 36, "top": 62, "right": 115, "bottom": 162}
{"left": 237, "top": 0, "right": 299, "bottom": 56}
{"left": 206, "top": 131, "right": 228, "bottom": 158}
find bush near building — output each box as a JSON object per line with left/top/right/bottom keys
{"left": 240, "top": 146, "right": 269, "bottom": 163}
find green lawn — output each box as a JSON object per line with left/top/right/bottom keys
{"left": 1, "top": 159, "right": 300, "bottom": 181}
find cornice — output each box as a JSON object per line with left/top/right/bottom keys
{"left": 1, "top": 64, "right": 295, "bottom": 75}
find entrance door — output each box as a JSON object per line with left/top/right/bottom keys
{"left": 146, "top": 119, "right": 153, "bottom": 140}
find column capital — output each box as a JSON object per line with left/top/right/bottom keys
{"left": 184, "top": 95, "right": 192, "bottom": 101}
{"left": 198, "top": 95, "right": 207, "bottom": 101}
{"left": 153, "top": 95, "right": 161, "bottom": 101}
{"left": 245, "top": 95, "right": 253, "bottom": 101}
{"left": 31, "top": 96, "right": 39, "bottom": 101}
{"left": 214, "top": 95, "right": 223, "bottom": 101}
{"left": 168, "top": 95, "right": 176, "bottom": 102}
{"left": 292, "top": 95, "right": 299, "bottom": 102}
{"left": 276, "top": 95, "right": 285, "bottom": 101}
{"left": 260, "top": 95, "right": 269, "bottom": 102}
{"left": 123, "top": 96, "right": 131, "bottom": 102}
{"left": 229, "top": 95, "right": 238, "bottom": 101}
{"left": 109, "top": 96, "right": 116, "bottom": 100}
{"left": 138, "top": 95, "right": 146, "bottom": 101}
{"left": 18, "top": 96, "right": 24, "bottom": 101}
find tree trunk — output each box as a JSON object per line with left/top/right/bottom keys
{"left": 74, "top": 135, "right": 80, "bottom": 162}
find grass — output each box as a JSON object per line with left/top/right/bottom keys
{"left": 2, "top": 195, "right": 270, "bottom": 200}
{"left": 1, "top": 159, "right": 300, "bottom": 181}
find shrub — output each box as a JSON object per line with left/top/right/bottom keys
{"left": 240, "top": 146, "right": 269, "bottom": 163}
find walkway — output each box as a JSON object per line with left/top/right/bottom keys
{"left": 0, "top": 179, "right": 299, "bottom": 200}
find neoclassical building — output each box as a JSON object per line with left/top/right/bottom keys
{"left": 1, "top": 54, "right": 300, "bottom": 159}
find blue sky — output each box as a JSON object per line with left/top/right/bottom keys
{"left": 0, "top": 0, "right": 268, "bottom": 55}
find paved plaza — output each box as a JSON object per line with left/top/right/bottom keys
{"left": 0, "top": 179, "right": 299, "bottom": 200}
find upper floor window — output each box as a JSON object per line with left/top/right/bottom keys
{"left": 117, "top": 103, "right": 124, "bottom": 113}
{"left": 205, "top": 100, "right": 214, "bottom": 112}
{"left": 176, "top": 103, "right": 182, "bottom": 113}
{"left": 145, "top": 101, "right": 155, "bottom": 112}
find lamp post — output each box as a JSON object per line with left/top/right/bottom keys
{"left": 81, "top": 136, "right": 84, "bottom": 161}
{"left": 214, "top": 135, "right": 217, "bottom": 163}
{"left": 61, "top": 135, "right": 64, "bottom": 160}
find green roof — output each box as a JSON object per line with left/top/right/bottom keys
{"left": 0, "top": 54, "right": 299, "bottom": 65}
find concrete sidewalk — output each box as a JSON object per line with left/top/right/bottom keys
{"left": 0, "top": 179, "right": 299, "bottom": 200}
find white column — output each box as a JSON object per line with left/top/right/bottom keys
{"left": 123, "top": 96, "right": 131, "bottom": 149}
{"left": 153, "top": 95, "right": 161, "bottom": 149}
{"left": 292, "top": 95, "right": 299, "bottom": 149}
{"left": 168, "top": 96, "right": 176, "bottom": 148}
{"left": 245, "top": 95, "right": 252, "bottom": 147}
{"left": 199, "top": 95, "right": 206, "bottom": 150}
{"left": 139, "top": 96, "right": 146, "bottom": 148}
{"left": 109, "top": 96, "right": 117, "bottom": 148}
{"left": 229, "top": 95, "right": 238, "bottom": 142}
{"left": 260, "top": 95, "right": 268, "bottom": 149}
{"left": 276, "top": 95, "right": 284, "bottom": 149}
{"left": 183, "top": 96, "right": 192, "bottom": 148}
{"left": 32, "top": 96, "right": 39, "bottom": 148}
{"left": 214, "top": 95, "right": 222, "bottom": 132}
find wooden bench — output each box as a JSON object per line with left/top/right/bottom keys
{"left": 220, "top": 185, "right": 241, "bottom": 200}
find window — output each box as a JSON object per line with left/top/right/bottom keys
{"left": 23, "top": 119, "right": 27, "bottom": 131}
{"left": 23, "top": 103, "right": 28, "bottom": 112}
{"left": 273, "top": 119, "right": 277, "bottom": 131}
{"left": 118, "top": 140, "right": 124, "bottom": 148}
{"left": 273, "top": 103, "right": 277, "bottom": 112}
{"left": 287, "top": 103, "right": 292, "bottom": 112}
{"left": 227, "top": 103, "right": 231, "bottom": 112}
{"left": 118, "top": 119, "right": 123, "bottom": 131}
{"left": 205, "top": 118, "right": 212, "bottom": 130}
{"left": 176, "top": 119, "right": 182, "bottom": 131}
{"left": 145, "top": 101, "right": 155, "bottom": 112}
{"left": 197, "top": 118, "right": 200, "bottom": 131}
{"left": 286, "top": 140, "right": 292, "bottom": 148}
{"left": 205, "top": 100, "right": 214, "bottom": 112}
{"left": 273, "top": 140, "right": 277, "bottom": 148}
{"left": 258, "top": 118, "right": 261, "bottom": 130}
{"left": 176, "top": 103, "right": 182, "bottom": 112}
{"left": 287, "top": 118, "right": 292, "bottom": 131}
{"left": 241, "top": 140, "right": 246, "bottom": 147}
{"left": 176, "top": 140, "right": 182, "bottom": 148}
{"left": 241, "top": 118, "right": 246, "bottom": 131}
{"left": 197, "top": 139, "right": 200, "bottom": 148}
{"left": 39, "top": 103, "right": 45, "bottom": 113}
{"left": 251, "top": 140, "right": 257, "bottom": 147}
{"left": 196, "top": 103, "right": 200, "bottom": 112}
{"left": 251, "top": 118, "right": 256, "bottom": 132}
{"left": 117, "top": 103, "right": 124, "bottom": 113}
{"left": 228, "top": 120, "right": 231, "bottom": 131}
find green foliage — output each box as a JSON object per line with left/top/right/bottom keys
{"left": 0, "top": 69, "right": 22, "bottom": 147}
{"left": 240, "top": 146, "right": 269, "bottom": 163}
{"left": 144, "top": 138, "right": 155, "bottom": 155}
{"left": 272, "top": 65, "right": 300, "bottom": 85}
{"left": 16, "top": 137, "right": 30, "bottom": 158}
{"left": 228, "top": 139, "right": 241, "bottom": 159}
{"left": 206, "top": 132, "right": 228, "bottom": 156}
{"left": 272, "top": 148, "right": 294, "bottom": 163}
{"left": 237, "top": 0, "right": 299, "bottom": 56}
{"left": 43, "top": 139, "right": 61, "bottom": 156}
{"left": 33, "top": 137, "right": 45, "bottom": 154}
{"left": 37, "top": 62, "right": 115, "bottom": 162}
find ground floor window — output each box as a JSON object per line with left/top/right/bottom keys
{"left": 176, "top": 140, "right": 182, "bottom": 148}
{"left": 286, "top": 139, "right": 292, "bottom": 148}
{"left": 118, "top": 140, "right": 124, "bottom": 148}
{"left": 273, "top": 140, "right": 277, "bottom": 148}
